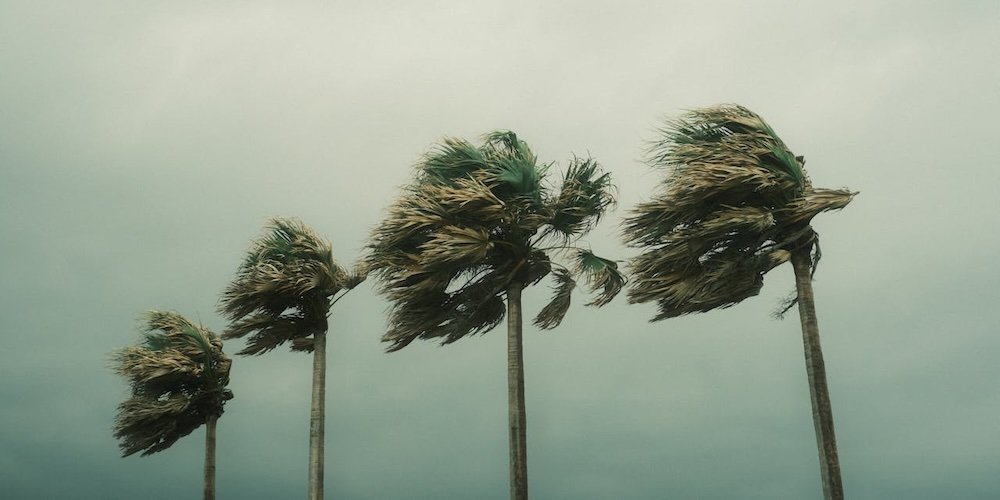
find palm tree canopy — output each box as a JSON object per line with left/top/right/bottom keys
{"left": 624, "top": 104, "right": 855, "bottom": 320}
{"left": 367, "top": 131, "right": 624, "bottom": 352}
{"left": 218, "top": 218, "right": 364, "bottom": 355}
{"left": 112, "top": 311, "right": 233, "bottom": 457}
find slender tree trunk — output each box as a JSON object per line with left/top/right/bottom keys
{"left": 791, "top": 247, "right": 844, "bottom": 500}
{"left": 507, "top": 281, "right": 528, "bottom": 500}
{"left": 204, "top": 414, "right": 217, "bottom": 500}
{"left": 308, "top": 329, "right": 327, "bottom": 500}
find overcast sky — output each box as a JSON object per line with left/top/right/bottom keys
{"left": 2, "top": 1, "right": 999, "bottom": 498}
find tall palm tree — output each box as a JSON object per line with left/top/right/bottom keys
{"left": 623, "top": 104, "right": 855, "bottom": 500}
{"left": 367, "top": 131, "right": 624, "bottom": 500}
{"left": 218, "top": 218, "right": 363, "bottom": 500}
{"left": 112, "top": 310, "right": 234, "bottom": 500}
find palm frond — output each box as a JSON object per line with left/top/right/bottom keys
{"left": 223, "top": 312, "right": 311, "bottom": 356}
{"left": 481, "top": 131, "right": 546, "bottom": 200}
{"left": 113, "top": 394, "right": 194, "bottom": 456}
{"left": 533, "top": 268, "right": 576, "bottom": 330}
{"left": 114, "top": 346, "right": 201, "bottom": 386}
{"left": 381, "top": 291, "right": 453, "bottom": 352}
{"left": 574, "top": 250, "right": 625, "bottom": 306}
{"left": 418, "top": 225, "right": 494, "bottom": 269}
{"left": 523, "top": 250, "right": 552, "bottom": 286}
{"left": 779, "top": 188, "right": 856, "bottom": 225}
{"left": 545, "top": 157, "right": 616, "bottom": 239}
{"left": 418, "top": 137, "right": 488, "bottom": 185}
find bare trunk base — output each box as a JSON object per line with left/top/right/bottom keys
{"left": 204, "top": 415, "right": 217, "bottom": 500}
{"left": 507, "top": 282, "right": 528, "bottom": 500}
{"left": 309, "top": 330, "right": 327, "bottom": 500}
{"left": 792, "top": 247, "right": 843, "bottom": 500}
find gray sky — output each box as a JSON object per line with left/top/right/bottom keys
{"left": 2, "top": 1, "right": 999, "bottom": 498}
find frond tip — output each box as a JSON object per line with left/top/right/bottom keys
{"left": 533, "top": 269, "right": 576, "bottom": 330}
{"left": 574, "top": 249, "right": 625, "bottom": 307}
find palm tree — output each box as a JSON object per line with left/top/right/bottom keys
{"left": 367, "top": 131, "right": 624, "bottom": 500}
{"left": 112, "top": 310, "right": 234, "bottom": 500}
{"left": 623, "top": 104, "right": 855, "bottom": 500}
{"left": 218, "top": 218, "right": 363, "bottom": 500}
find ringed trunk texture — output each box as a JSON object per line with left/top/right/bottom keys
{"left": 204, "top": 414, "right": 217, "bottom": 500}
{"left": 308, "top": 329, "right": 327, "bottom": 500}
{"left": 507, "top": 281, "right": 528, "bottom": 500}
{"left": 791, "top": 247, "right": 844, "bottom": 500}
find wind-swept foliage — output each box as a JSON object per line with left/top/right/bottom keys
{"left": 218, "top": 218, "right": 364, "bottom": 354}
{"left": 624, "top": 104, "right": 855, "bottom": 319}
{"left": 112, "top": 311, "right": 233, "bottom": 457}
{"left": 367, "top": 131, "right": 624, "bottom": 351}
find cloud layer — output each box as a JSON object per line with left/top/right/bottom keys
{"left": 2, "top": 1, "right": 998, "bottom": 498}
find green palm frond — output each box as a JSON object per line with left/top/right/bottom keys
{"left": 482, "top": 131, "right": 536, "bottom": 165}
{"left": 574, "top": 250, "right": 626, "bottom": 307}
{"left": 482, "top": 131, "right": 546, "bottom": 200}
{"left": 493, "top": 157, "right": 544, "bottom": 198}
{"left": 368, "top": 131, "right": 620, "bottom": 350}
{"left": 112, "top": 311, "right": 232, "bottom": 457}
{"left": 533, "top": 268, "right": 576, "bottom": 330}
{"left": 625, "top": 104, "right": 854, "bottom": 320}
{"left": 545, "top": 157, "right": 616, "bottom": 239}
{"left": 419, "top": 137, "right": 489, "bottom": 185}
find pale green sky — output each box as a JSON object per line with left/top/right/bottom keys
{"left": 2, "top": 1, "right": 999, "bottom": 498}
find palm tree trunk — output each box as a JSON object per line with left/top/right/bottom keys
{"left": 791, "top": 247, "right": 843, "bottom": 500}
{"left": 308, "top": 329, "right": 327, "bottom": 500}
{"left": 507, "top": 281, "right": 528, "bottom": 500}
{"left": 204, "top": 414, "right": 217, "bottom": 500}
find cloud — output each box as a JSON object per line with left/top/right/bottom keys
{"left": 2, "top": 1, "right": 998, "bottom": 498}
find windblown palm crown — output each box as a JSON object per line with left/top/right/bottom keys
{"left": 112, "top": 311, "right": 233, "bottom": 456}
{"left": 218, "top": 218, "right": 364, "bottom": 354}
{"left": 624, "top": 105, "right": 855, "bottom": 319}
{"left": 368, "top": 131, "right": 625, "bottom": 351}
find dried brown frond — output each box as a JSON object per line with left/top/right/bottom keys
{"left": 533, "top": 269, "right": 576, "bottom": 330}
{"left": 418, "top": 225, "right": 494, "bottom": 269}
{"left": 779, "top": 188, "right": 856, "bottom": 225}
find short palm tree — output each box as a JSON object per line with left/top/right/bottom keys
{"left": 623, "top": 104, "right": 855, "bottom": 500}
{"left": 367, "top": 131, "right": 624, "bottom": 500}
{"left": 218, "top": 218, "right": 363, "bottom": 500}
{"left": 112, "top": 310, "right": 233, "bottom": 500}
